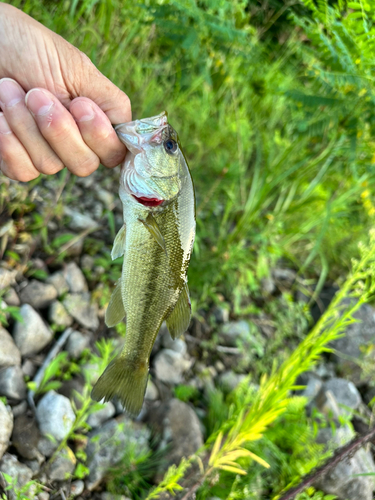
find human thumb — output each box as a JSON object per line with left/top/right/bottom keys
{"left": 73, "top": 55, "right": 132, "bottom": 124}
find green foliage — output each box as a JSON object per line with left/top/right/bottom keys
{"left": 0, "top": 473, "right": 43, "bottom": 500}
{"left": 174, "top": 384, "right": 200, "bottom": 403}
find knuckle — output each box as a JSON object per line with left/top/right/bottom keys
{"left": 37, "top": 156, "right": 64, "bottom": 175}
{"left": 71, "top": 154, "right": 99, "bottom": 177}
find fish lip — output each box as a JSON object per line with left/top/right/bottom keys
{"left": 132, "top": 195, "right": 164, "bottom": 207}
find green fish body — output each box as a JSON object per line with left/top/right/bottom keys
{"left": 91, "top": 112, "right": 195, "bottom": 416}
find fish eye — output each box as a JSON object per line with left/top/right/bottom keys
{"left": 164, "top": 139, "right": 178, "bottom": 155}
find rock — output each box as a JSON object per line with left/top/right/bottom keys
{"left": 0, "top": 402, "right": 13, "bottom": 460}
{"left": 0, "top": 268, "right": 17, "bottom": 290}
{"left": 12, "top": 414, "right": 40, "bottom": 460}
{"left": 64, "top": 207, "right": 98, "bottom": 231}
{"left": 59, "top": 377, "right": 85, "bottom": 409}
{"left": 147, "top": 399, "right": 203, "bottom": 469}
{"left": 145, "top": 380, "right": 159, "bottom": 401}
{"left": 261, "top": 276, "right": 276, "bottom": 295}
{"left": 219, "top": 320, "right": 251, "bottom": 347}
{"left": 314, "top": 425, "right": 375, "bottom": 500}
{"left": 66, "top": 330, "right": 90, "bottom": 358}
{"left": 331, "top": 300, "right": 375, "bottom": 385}
{"left": 37, "top": 436, "right": 58, "bottom": 458}
{"left": 64, "top": 262, "right": 88, "bottom": 293}
{"left": 12, "top": 401, "right": 28, "bottom": 418}
{"left": 212, "top": 305, "right": 230, "bottom": 324}
{"left": 218, "top": 371, "right": 247, "bottom": 392}
{"left": 162, "top": 334, "right": 187, "bottom": 356}
{"left": 81, "top": 255, "right": 95, "bottom": 271}
{"left": 295, "top": 372, "right": 323, "bottom": 401}
{"left": 321, "top": 378, "right": 362, "bottom": 414}
{"left": 38, "top": 492, "right": 49, "bottom": 500}
{"left": 46, "top": 446, "right": 76, "bottom": 481}
{"left": 0, "top": 366, "right": 26, "bottom": 401}
{"left": 46, "top": 272, "right": 69, "bottom": 297}
{"left": 85, "top": 415, "right": 150, "bottom": 490}
{"left": 0, "top": 326, "right": 21, "bottom": 368}
{"left": 63, "top": 293, "right": 99, "bottom": 330}
{"left": 154, "top": 349, "right": 192, "bottom": 384}
{"left": 36, "top": 391, "right": 75, "bottom": 441}
{"left": 13, "top": 304, "right": 54, "bottom": 356}
{"left": 19, "top": 280, "right": 57, "bottom": 309}
{"left": 70, "top": 480, "right": 84, "bottom": 497}
{"left": 87, "top": 402, "right": 116, "bottom": 429}
{"left": 48, "top": 301, "right": 73, "bottom": 328}
{"left": 3, "top": 287, "right": 20, "bottom": 306}
{"left": 96, "top": 189, "right": 114, "bottom": 209}
{"left": 22, "top": 359, "right": 36, "bottom": 379}
{"left": 0, "top": 453, "right": 33, "bottom": 499}
{"left": 272, "top": 268, "right": 297, "bottom": 284}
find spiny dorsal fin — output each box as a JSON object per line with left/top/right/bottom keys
{"left": 166, "top": 282, "right": 191, "bottom": 340}
{"left": 105, "top": 279, "right": 126, "bottom": 327}
{"left": 111, "top": 224, "right": 126, "bottom": 260}
{"left": 139, "top": 213, "right": 167, "bottom": 256}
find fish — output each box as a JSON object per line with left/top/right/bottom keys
{"left": 91, "top": 111, "right": 196, "bottom": 416}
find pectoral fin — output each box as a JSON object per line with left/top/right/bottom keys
{"left": 140, "top": 213, "right": 167, "bottom": 256}
{"left": 166, "top": 283, "right": 191, "bottom": 340}
{"left": 105, "top": 280, "right": 126, "bottom": 327}
{"left": 111, "top": 224, "right": 126, "bottom": 260}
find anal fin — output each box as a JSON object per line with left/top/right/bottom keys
{"left": 166, "top": 283, "right": 191, "bottom": 340}
{"left": 105, "top": 280, "right": 126, "bottom": 327}
{"left": 111, "top": 224, "right": 126, "bottom": 260}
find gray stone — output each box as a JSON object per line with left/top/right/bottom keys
{"left": 272, "top": 268, "right": 297, "bottom": 283}
{"left": 96, "top": 189, "right": 114, "bottom": 209}
{"left": 0, "top": 453, "right": 33, "bottom": 499}
{"left": 0, "top": 402, "right": 13, "bottom": 460}
{"left": 218, "top": 371, "right": 247, "bottom": 392}
{"left": 37, "top": 436, "right": 58, "bottom": 458}
{"left": 85, "top": 415, "right": 150, "bottom": 490}
{"left": 0, "top": 366, "right": 26, "bottom": 400}
{"left": 21, "top": 359, "right": 36, "bottom": 379}
{"left": 63, "top": 293, "right": 99, "bottom": 330}
{"left": 38, "top": 492, "right": 49, "bottom": 500}
{"left": 212, "top": 306, "right": 230, "bottom": 324}
{"left": 154, "top": 349, "right": 192, "bottom": 384}
{"left": 87, "top": 402, "right": 116, "bottom": 429}
{"left": 0, "top": 268, "right": 17, "bottom": 291}
{"left": 46, "top": 272, "right": 69, "bottom": 297}
{"left": 13, "top": 304, "right": 54, "bottom": 356}
{"left": 36, "top": 391, "right": 75, "bottom": 441}
{"left": 322, "top": 378, "right": 362, "bottom": 414}
{"left": 314, "top": 425, "right": 375, "bottom": 500}
{"left": 64, "top": 207, "right": 98, "bottom": 231}
{"left": 19, "top": 280, "right": 57, "bottom": 309}
{"left": 3, "top": 288, "right": 20, "bottom": 306}
{"left": 145, "top": 379, "right": 159, "bottom": 401}
{"left": 70, "top": 480, "right": 84, "bottom": 497}
{"left": 12, "top": 414, "right": 40, "bottom": 460}
{"left": 295, "top": 372, "right": 323, "bottom": 401}
{"left": 261, "top": 276, "right": 276, "bottom": 295}
{"left": 162, "top": 334, "right": 187, "bottom": 356}
{"left": 0, "top": 326, "right": 21, "bottom": 368}
{"left": 81, "top": 255, "right": 95, "bottom": 271}
{"left": 66, "top": 330, "right": 90, "bottom": 358}
{"left": 46, "top": 446, "right": 76, "bottom": 481}
{"left": 48, "top": 301, "right": 73, "bottom": 328}
{"left": 64, "top": 262, "right": 88, "bottom": 293}
{"left": 219, "top": 320, "right": 251, "bottom": 347}
{"left": 331, "top": 300, "right": 375, "bottom": 385}
{"left": 147, "top": 399, "right": 203, "bottom": 469}
{"left": 11, "top": 401, "right": 28, "bottom": 418}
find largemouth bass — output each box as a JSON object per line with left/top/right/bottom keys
{"left": 92, "top": 112, "right": 196, "bottom": 416}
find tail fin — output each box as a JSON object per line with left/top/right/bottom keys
{"left": 91, "top": 356, "right": 149, "bottom": 417}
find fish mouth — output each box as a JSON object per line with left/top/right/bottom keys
{"left": 132, "top": 195, "right": 164, "bottom": 207}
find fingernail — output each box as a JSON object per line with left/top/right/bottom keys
{"left": 70, "top": 100, "right": 95, "bottom": 122}
{"left": 0, "top": 78, "right": 23, "bottom": 108}
{"left": 25, "top": 89, "right": 54, "bottom": 116}
{"left": 0, "top": 113, "right": 12, "bottom": 135}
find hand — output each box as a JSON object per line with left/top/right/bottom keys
{"left": 0, "top": 2, "right": 131, "bottom": 181}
